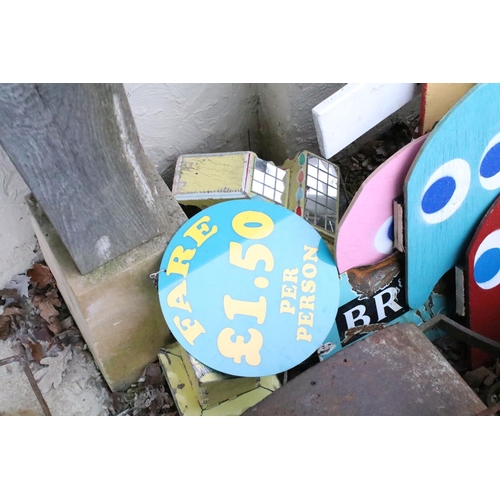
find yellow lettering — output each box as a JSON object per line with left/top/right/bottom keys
{"left": 280, "top": 300, "right": 296, "bottom": 315}
{"left": 283, "top": 268, "right": 298, "bottom": 284}
{"left": 302, "top": 263, "right": 317, "bottom": 279}
{"left": 281, "top": 284, "right": 297, "bottom": 300}
{"left": 166, "top": 246, "right": 196, "bottom": 278}
{"left": 298, "top": 311, "right": 314, "bottom": 327}
{"left": 183, "top": 216, "right": 218, "bottom": 247}
{"left": 229, "top": 242, "right": 274, "bottom": 272}
{"left": 303, "top": 245, "right": 318, "bottom": 262}
{"left": 217, "top": 327, "right": 263, "bottom": 366}
{"left": 166, "top": 280, "right": 192, "bottom": 313}
{"left": 301, "top": 279, "right": 316, "bottom": 294}
{"left": 296, "top": 326, "right": 312, "bottom": 342}
{"left": 232, "top": 210, "right": 274, "bottom": 240}
{"left": 223, "top": 295, "right": 267, "bottom": 325}
{"left": 173, "top": 316, "right": 206, "bottom": 345}
{"left": 299, "top": 294, "right": 315, "bottom": 311}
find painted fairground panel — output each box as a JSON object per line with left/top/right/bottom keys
{"left": 281, "top": 151, "right": 340, "bottom": 246}
{"left": 466, "top": 194, "right": 500, "bottom": 369}
{"left": 317, "top": 252, "right": 451, "bottom": 361}
{"left": 335, "top": 135, "right": 427, "bottom": 274}
{"left": 171, "top": 150, "right": 341, "bottom": 248}
{"left": 405, "top": 83, "right": 500, "bottom": 309}
{"left": 157, "top": 199, "right": 341, "bottom": 378}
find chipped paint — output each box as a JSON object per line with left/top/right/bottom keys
{"left": 346, "top": 253, "right": 401, "bottom": 299}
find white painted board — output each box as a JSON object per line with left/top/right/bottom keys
{"left": 312, "top": 83, "right": 420, "bottom": 159}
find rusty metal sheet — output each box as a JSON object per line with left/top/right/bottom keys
{"left": 243, "top": 323, "right": 487, "bottom": 416}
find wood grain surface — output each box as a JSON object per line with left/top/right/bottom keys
{"left": 0, "top": 84, "right": 186, "bottom": 274}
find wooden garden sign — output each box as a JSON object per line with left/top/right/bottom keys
{"left": 405, "top": 83, "right": 500, "bottom": 309}
{"left": 0, "top": 84, "right": 183, "bottom": 274}
{"left": 466, "top": 194, "right": 500, "bottom": 368}
{"left": 158, "top": 199, "right": 340, "bottom": 377}
{"left": 335, "top": 135, "right": 427, "bottom": 273}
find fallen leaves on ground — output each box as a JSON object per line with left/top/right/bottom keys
{"left": 2, "top": 261, "right": 178, "bottom": 416}
{"left": 0, "top": 305, "right": 23, "bottom": 340}
{"left": 34, "top": 345, "right": 73, "bottom": 393}
{"left": 27, "top": 263, "right": 54, "bottom": 288}
{"left": 110, "top": 361, "right": 176, "bottom": 416}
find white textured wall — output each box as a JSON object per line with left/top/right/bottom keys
{"left": 257, "top": 83, "right": 346, "bottom": 164}
{"left": 125, "top": 83, "right": 259, "bottom": 187}
{"left": 0, "top": 146, "right": 39, "bottom": 287}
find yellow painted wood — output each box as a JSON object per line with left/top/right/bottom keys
{"left": 180, "top": 347, "right": 260, "bottom": 410}
{"left": 158, "top": 345, "right": 280, "bottom": 416}
{"left": 172, "top": 152, "right": 255, "bottom": 208}
{"left": 421, "top": 83, "right": 476, "bottom": 134}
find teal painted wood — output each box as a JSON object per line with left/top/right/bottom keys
{"left": 405, "top": 83, "right": 500, "bottom": 309}
{"left": 317, "top": 253, "right": 450, "bottom": 361}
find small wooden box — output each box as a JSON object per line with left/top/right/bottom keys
{"left": 158, "top": 343, "right": 280, "bottom": 416}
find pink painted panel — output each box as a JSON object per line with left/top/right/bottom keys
{"left": 336, "top": 135, "right": 427, "bottom": 274}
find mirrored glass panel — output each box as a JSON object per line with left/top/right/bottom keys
{"left": 252, "top": 158, "right": 286, "bottom": 205}
{"left": 304, "top": 154, "right": 339, "bottom": 234}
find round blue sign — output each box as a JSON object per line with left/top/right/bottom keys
{"left": 158, "top": 199, "right": 340, "bottom": 377}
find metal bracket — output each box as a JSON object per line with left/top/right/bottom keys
{"left": 149, "top": 269, "right": 165, "bottom": 288}
{"left": 419, "top": 314, "right": 500, "bottom": 358}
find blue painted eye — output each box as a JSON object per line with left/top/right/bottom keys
{"left": 474, "top": 229, "right": 500, "bottom": 289}
{"left": 374, "top": 216, "right": 394, "bottom": 254}
{"left": 420, "top": 159, "right": 470, "bottom": 224}
{"left": 479, "top": 132, "right": 500, "bottom": 190}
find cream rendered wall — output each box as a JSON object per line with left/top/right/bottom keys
{"left": 256, "top": 83, "right": 346, "bottom": 165}
{"left": 125, "top": 83, "right": 259, "bottom": 188}
{"left": 0, "top": 146, "right": 40, "bottom": 287}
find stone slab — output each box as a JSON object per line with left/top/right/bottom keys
{"left": 27, "top": 196, "right": 186, "bottom": 392}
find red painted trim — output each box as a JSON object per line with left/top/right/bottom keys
{"left": 418, "top": 83, "right": 428, "bottom": 137}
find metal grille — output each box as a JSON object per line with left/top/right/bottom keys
{"left": 304, "top": 155, "right": 338, "bottom": 233}
{"left": 251, "top": 158, "right": 286, "bottom": 205}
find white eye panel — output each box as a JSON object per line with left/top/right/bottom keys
{"left": 374, "top": 216, "right": 394, "bottom": 255}
{"left": 420, "top": 159, "right": 471, "bottom": 224}
{"left": 473, "top": 229, "right": 500, "bottom": 290}
{"left": 479, "top": 132, "right": 500, "bottom": 190}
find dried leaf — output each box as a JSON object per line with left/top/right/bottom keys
{"left": 35, "top": 290, "right": 61, "bottom": 323}
{"left": 28, "top": 340, "right": 45, "bottom": 363}
{"left": 2, "top": 306, "right": 23, "bottom": 317}
{"left": 38, "top": 299, "right": 59, "bottom": 323}
{"left": 0, "top": 288, "right": 20, "bottom": 301}
{"left": 47, "top": 317, "right": 62, "bottom": 335}
{"left": 27, "top": 263, "right": 54, "bottom": 288}
{"left": 60, "top": 316, "right": 74, "bottom": 330}
{"left": 34, "top": 345, "right": 73, "bottom": 393}
{"left": 4, "top": 274, "right": 30, "bottom": 299}
{"left": 0, "top": 315, "right": 11, "bottom": 340}
{"left": 143, "top": 362, "right": 164, "bottom": 387}
{"left": 33, "top": 326, "right": 53, "bottom": 342}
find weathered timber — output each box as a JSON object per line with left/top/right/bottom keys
{"left": 0, "top": 84, "right": 185, "bottom": 274}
